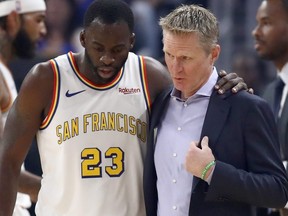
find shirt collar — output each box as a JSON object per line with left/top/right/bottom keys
{"left": 279, "top": 62, "right": 288, "bottom": 85}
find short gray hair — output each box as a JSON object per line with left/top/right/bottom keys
{"left": 159, "top": 4, "right": 219, "bottom": 52}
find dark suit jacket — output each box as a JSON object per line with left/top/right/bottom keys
{"left": 262, "top": 79, "right": 288, "bottom": 161}
{"left": 144, "top": 87, "right": 288, "bottom": 216}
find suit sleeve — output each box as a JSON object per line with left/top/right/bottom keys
{"left": 206, "top": 97, "right": 288, "bottom": 208}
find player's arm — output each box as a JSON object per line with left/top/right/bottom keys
{"left": 0, "top": 61, "right": 54, "bottom": 215}
{"left": 18, "top": 170, "right": 42, "bottom": 203}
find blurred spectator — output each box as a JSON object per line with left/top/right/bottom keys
{"left": 129, "top": 0, "right": 160, "bottom": 58}
{"left": 130, "top": 0, "right": 208, "bottom": 60}
{"left": 232, "top": 49, "right": 276, "bottom": 96}
{"left": 128, "top": 0, "right": 181, "bottom": 59}
{"left": 38, "top": 0, "right": 76, "bottom": 58}
{"left": 38, "top": 0, "right": 208, "bottom": 60}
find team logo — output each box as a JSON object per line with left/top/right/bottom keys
{"left": 118, "top": 87, "right": 141, "bottom": 95}
{"left": 65, "top": 90, "right": 86, "bottom": 97}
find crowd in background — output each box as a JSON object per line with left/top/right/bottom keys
{"left": 9, "top": 0, "right": 275, "bottom": 97}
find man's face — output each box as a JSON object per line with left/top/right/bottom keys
{"left": 163, "top": 31, "right": 219, "bottom": 99}
{"left": 81, "top": 20, "right": 134, "bottom": 85}
{"left": 13, "top": 11, "right": 46, "bottom": 58}
{"left": 252, "top": 0, "right": 288, "bottom": 64}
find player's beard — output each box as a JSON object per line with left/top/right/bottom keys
{"left": 13, "top": 28, "right": 36, "bottom": 59}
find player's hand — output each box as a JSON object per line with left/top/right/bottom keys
{"left": 185, "top": 136, "right": 215, "bottom": 178}
{"left": 215, "top": 70, "right": 254, "bottom": 94}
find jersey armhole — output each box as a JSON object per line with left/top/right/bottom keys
{"left": 139, "top": 56, "right": 151, "bottom": 115}
{"left": 40, "top": 59, "right": 60, "bottom": 130}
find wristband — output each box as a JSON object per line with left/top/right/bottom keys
{"left": 201, "top": 160, "right": 216, "bottom": 180}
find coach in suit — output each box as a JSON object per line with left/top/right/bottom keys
{"left": 252, "top": 0, "right": 288, "bottom": 168}
{"left": 252, "top": 1, "right": 288, "bottom": 215}
{"left": 143, "top": 4, "right": 288, "bottom": 216}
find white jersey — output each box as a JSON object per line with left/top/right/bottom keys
{"left": 36, "top": 52, "right": 151, "bottom": 216}
{"left": 0, "top": 61, "right": 31, "bottom": 216}
{"left": 0, "top": 61, "right": 17, "bottom": 122}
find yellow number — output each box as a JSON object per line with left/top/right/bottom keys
{"left": 105, "top": 147, "right": 124, "bottom": 177}
{"left": 81, "top": 148, "right": 102, "bottom": 178}
{"left": 81, "top": 147, "right": 124, "bottom": 178}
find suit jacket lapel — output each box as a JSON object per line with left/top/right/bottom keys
{"left": 150, "top": 87, "right": 172, "bottom": 147}
{"left": 152, "top": 88, "right": 231, "bottom": 192}
{"left": 192, "top": 91, "right": 231, "bottom": 191}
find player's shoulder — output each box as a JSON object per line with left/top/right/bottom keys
{"left": 30, "top": 52, "right": 73, "bottom": 77}
{"left": 20, "top": 59, "right": 55, "bottom": 90}
{"left": 142, "top": 56, "right": 165, "bottom": 72}
{"left": 140, "top": 55, "right": 172, "bottom": 102}
{"left": 30, "top": 60, "right": 53, "bottom": 76}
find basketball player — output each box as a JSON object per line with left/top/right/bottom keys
{"left": 0, "top": 0, "right": 46, "bottom": 215}
{"left": 0, "top": 0, "right": 248, "bottom": 215}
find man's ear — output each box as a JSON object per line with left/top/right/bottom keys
{"left": 210, "top": 44, "right": 220, "bottom": 64}
{"left": 80, "top": 30, "right": 86, "bottom": 48}
{"left": 6, "top": 11, "right": 21, "bottom": 38}
{"left": 129, "top": 33, "right": 135, "bottom": 50}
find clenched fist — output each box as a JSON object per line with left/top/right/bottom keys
{"left": 185, "top": 136, "right": 215, "bottom": 180}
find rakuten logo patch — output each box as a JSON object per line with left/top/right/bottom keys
{"left": 119, "top": 87, "right": 141, "bottom": 94}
